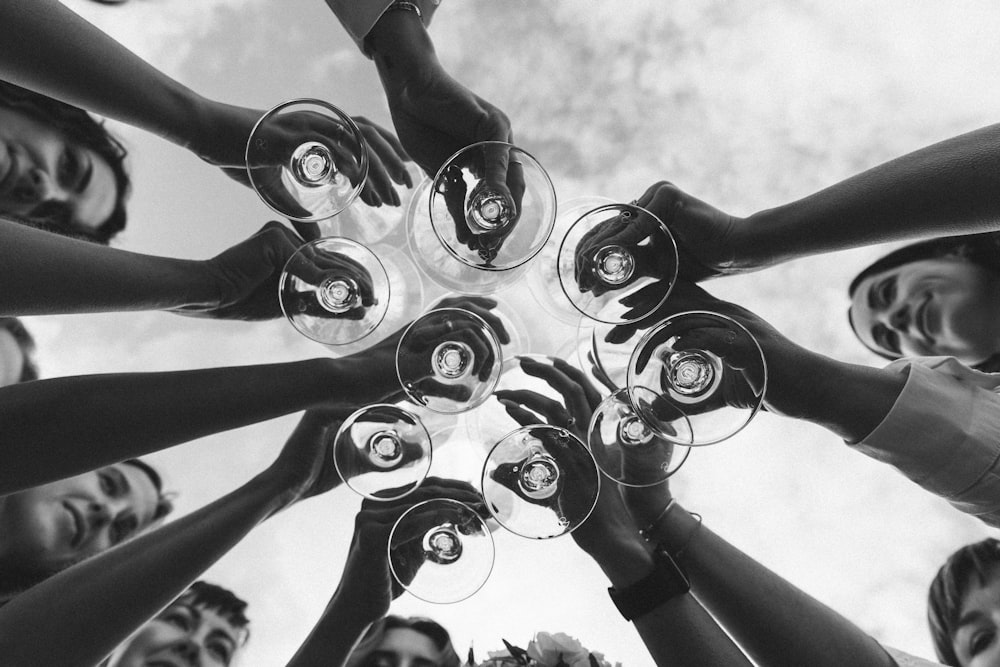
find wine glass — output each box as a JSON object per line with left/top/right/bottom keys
{"left": 557, "top": 203, "right": 678, "bottom": 324}
{"left": 627, "top": 311, "right": 767, "bottom": 445}
{"left": 246, "top": 99, "right": 368, "bottom": 222}
{"left": 481, "top": 425, "right": 600, "bottom": 539}
{"left": 587, "top": 387, "right": 691, "bottom": 486}
{"left": 278, "top": 237, "right": 390, "bottom": 346}
{"left": 318, "top": 162, "right": 424, "bottom": 245}
{"left": 406, "top": 142, "right": 556, "bottom": 294}
{"left": 396, "top": 307, "right": 503, "bottom": 414}
{"left": 333, "top": 404, "right": 433, "bottom": 501}
{"left": 388, "top": 497, "right": 495, "bottom": 603}
{"left": 527, "top": 196, "right": 616, "bottom": 326}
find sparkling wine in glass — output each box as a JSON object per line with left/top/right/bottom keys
{"left": 388, "top": 498, "right": 494, "bottom": 603}
{"left": 246, "top": 99, "right": 368, "bottom": 222}
{"left": 481, "top": 425, "right": 600, "bottom": 539}
{"left": 627, "top": 311, "right": 767, "bottom": 445}
{"left": 333, "top": 404, "right": 433, "bottom": 501}
{"left": 279, "top": 237, "right": 390, "bottom": 346}
{"left": 557, "top": 203, "right": 678, "bottom": 324}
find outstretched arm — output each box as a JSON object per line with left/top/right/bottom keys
{"left": 632, "top": 485, "right": 897, "bottom": 667}
{"left": 0, "top": 410, "right": 345, "bottom": 667}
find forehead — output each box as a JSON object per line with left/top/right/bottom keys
{"left": 160, "top": 599, "right": 243, "bottom": 641}
{"left": 377, "top": 628, "right": 440, "bottom": 662}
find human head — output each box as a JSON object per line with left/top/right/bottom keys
{"left": 109, "top": 581, "right": 250, "bottom": 667}
{"left": 928, "top": 538, "right": 1000, "bottom": 666}
{"left": 848, "top": 233, "right": 1000, "bottom": 370}
{"left": 0, "top": 317, "right": 38, "bottom": 387}
{"left": 0, "top": 81, "right": 130, "bottom": 244}
{"left": 0, "top": 459, "right": 172, "bottom": 602}
{"left": 347, "top": 616, "right": 461, "bottom": 667}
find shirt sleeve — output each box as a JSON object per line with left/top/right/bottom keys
{"left": 852, "top": 357, "right": 1000, "bottom": 527}
{"left": 882, "top": 645, "right": 946, "bottom": 667}
{"left": 323, "top": 0, "right": 441, "bottom": 49}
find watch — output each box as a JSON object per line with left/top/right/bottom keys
{"left": 607, "top": 545, "right": 690, "bottom": 621}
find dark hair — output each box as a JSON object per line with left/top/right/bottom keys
{"left": 0, "top": 317, "right": 39, "bottom": 382}
{"left": 927, "top": 538, "right": 1000, "bottom": 665}
{"left": 0, "top": 458, "right": 173, "bottom": 603}
{"left": 848, "top": 232, "right": 1000, "bottom": 371}
{"left": 347, "top": 616, "right": 461, "bottom": 667}
{"left": 0, "top": 81, "right": 130, "bottom": 244}
{"left": 177, "top": 581, "right": 251, "bottom": 645}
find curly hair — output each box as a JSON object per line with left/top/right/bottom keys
{"left": 927, "top": 538, "right": 1000, "bottom": 666}
{"left": 847, "top": 232, "right": 1000, "bottom": 372}
{"left": 347, "top": 616, "right": 461, "bottom": 667}
{"left": 0, "top": 81, "right": 130, "bottom": 244}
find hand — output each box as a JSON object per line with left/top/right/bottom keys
{"left": 169, "top": 221, "right": 303, "bottom": 321}
{"left": 281, "top": 243, "right": 378, "bottom": 322}
{"left": 573, "top": 207, "right": 675, "bottom": 297}
{"left": 632, "top": 181, "right": 746, "bottom": 282}
{"left": 267, "top": 407, "right": 354, "bottom": 508}
{"left": 192, "top": 100, "right": 412, "bottom": 208}
{"left": 335, "top": 477, "right": 486, "bottom": 620}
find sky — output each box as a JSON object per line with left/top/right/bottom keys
{"left": 33, "top": 0, "right": 1000, "bottom": 663}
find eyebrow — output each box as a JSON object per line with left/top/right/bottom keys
{"left": 111, "top": 466, "right": 131, "bottom": 494}
{"left": 956, "top": 608, "right": 986, "bottom": 630}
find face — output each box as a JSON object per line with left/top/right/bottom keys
{"left": 850, "top": 257, "right": 1000, "bottom": 364}
{"left": 0, "top": 106, "right": 117, "bottom": 234}
{"left": 0, "top": 463, "right": 161, "bottom": 572}
{"left": 362, "top": 628, "right": 442, "bottom": 667}
{"left": 111, "top": 599, "right": 242, "bottom": 667}
{"left": 952, "top": 568, "right": 1000, "bottom": 667}
{"left": 0, "top": 328, "right": 25, "bottom": 387}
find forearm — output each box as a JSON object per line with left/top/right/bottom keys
{"left": 0, "top": 219, "right": 220, "bottom": 316}
{"left": 0, "top": 472, "right": 288, "bottom": 667}
{"left": 738, "top": 123, "right": 1000, "bottom": 269}
{"left": 0, "top": 359, "right": 344, "bottom": 494}
{"left": 589, "top": 539, "right": 752, "bottom": 667}
{"left": 368, "top": 7, "right": 438, "bottom": 89}
{"left": 285, "top": 589, "right": 380, "bottom": 667}
{"left": 647, "top": 506, "right": 894, "bottom": 667}
{"left": 0, "top": 0, "right": 210, "bottom": 152}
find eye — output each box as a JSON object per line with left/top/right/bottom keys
{"left": 207, "top": 640, "right": 234, "bottom": 664}
{"left": 871, "top": 324, "right": 901, "bottom": 355}
{"left": 971, "top": 629, "right": 996, "bottom": 656}
{"left": 98, "top": 469, "right": 125, "bottom": 497}
{"left": 161, "top": 608, "right": 193, "bottom": 631}
{"left": 109, "top": 513, "right": 138, "bottom": 545}
{"left": 58, "top": 148, "right": 80, "bottom": 185}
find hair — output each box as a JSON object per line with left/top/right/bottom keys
{"left": 0, "top": 458, "right": 173, "bottom": 604}
{"left": 176, "top": 580, "right": 251, "bottom": 646}
{"left": 847, "top": 232, "right": 1000, "bottom": 372}
{"left": 346, "top": 616, "right": 461, "bottom": 667}
{"left": 927, "top": 538, "right": 1000, "bottom": 666}
{"left": 0, "top": 317, "right": 39, "bottom": 382}
{"left": 0, "top": 81, "right": 130, "bottom": 244}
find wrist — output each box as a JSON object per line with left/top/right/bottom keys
{"left": 590, "top": 534, "right": 656, "bottom": 588}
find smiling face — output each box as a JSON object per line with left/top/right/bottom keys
{"left": 849, "top": 256, "right": 1000, "bottom": 364}
{"left": 950, "top": 567, "right": 1000, "bottom": 667}
{"left": 361, "top": 628, "right": 442, "bottom": 667}
{"left": 111, "top": 599, "right": 243, "bottom": 667}
{"left": 0, "top": 106, "right": 117, "bottom": 234}
{"left": 0, "top": 463, "right": 162, "bottom": 574}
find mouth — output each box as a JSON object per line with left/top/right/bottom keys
{"left": 64, "top": 501, "right": 85, "bottom": 548}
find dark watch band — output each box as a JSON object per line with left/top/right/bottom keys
{"left": 608, "top": 546, "right": 690, "bottom": 621}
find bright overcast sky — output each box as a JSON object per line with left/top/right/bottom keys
{"left": 37, "top": 1, "right": 1000, "bottom": 663}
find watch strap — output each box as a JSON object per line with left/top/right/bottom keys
{"left": 608, "top": 546, "right": 690, "bottom": 621}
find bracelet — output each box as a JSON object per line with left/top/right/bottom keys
{"left": 639, "top": 498, "right": 676, "bottom": 541}
{"left": 386, "top": 0, "right": 422, "bottom": 19}
{"left": 673, "top": 512, "right": 704, "bottom": 561}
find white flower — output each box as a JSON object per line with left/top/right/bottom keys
{"left": 526, "top": 632, "right": 592, "bottom": 667}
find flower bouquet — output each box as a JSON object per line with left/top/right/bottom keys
{"left": 472, "top": 631, "right": 621, "bottom": 667}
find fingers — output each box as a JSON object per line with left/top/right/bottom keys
{"left": 355, "top": 117, "right": 412, "bottom": 187}
{"left": 516, "top": 357, "right": 593, "bottom": 424}
{"left": 550, "top": 357, "right": 604, "bottom": 411}
{"left": 493, "top": 388, "right": 568, "bottom": 425}
{"left": 497, "top": 398, "right": 544, "bottom": 429}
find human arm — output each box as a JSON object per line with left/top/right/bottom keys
{"left": 0, "top": 0, "right": 409, "bottom": 203}
{"left": 285, "top": 478, "right": 486, "bottom": 667}
{"left": 632, "top": 484, "right": 898, "bottom": 667}
{"left": 497, "top": 358, "right": 753, "bottom": 666}
{"left": 625, "top": 124, "right": 1000, "bottom": 280}
{"left": 0, "top": 410, "right": 346, "bottom": 667}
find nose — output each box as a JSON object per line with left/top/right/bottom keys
{"left": 12, "top": 168, "right": 66, "bottom": 204}
{"left": 171, "top": 637, "right": 201, "bottom": 667}
{"left": 888, "top": 303, "right": 910, "bottom": 331}
{"left": 86, "top": 501, "right": 112, "bottom": 530}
